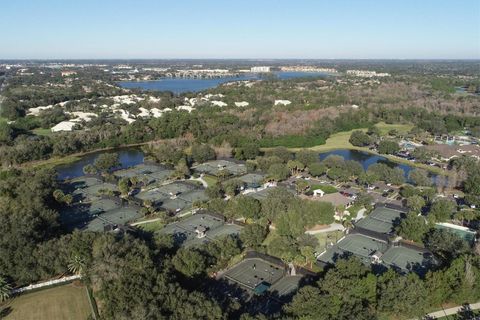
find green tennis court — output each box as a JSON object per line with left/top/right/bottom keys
{"left": 355, "top": 206, "right": 404, "bottom": 234}
{"left": 158, "top": 213, "right": 243, "bottom": 247}
{"left": 382, "top": 246, "right": 434, "bottom": 272}
{"left": 318, "top": 234, "right": 388, "bottom": 264}
{"left": 223, "top": 258, "right": 285, "bottom": 290}
{"left": 269, "top": 275, "right": 303, "bottom": 297}
{"left": 193, "top": 160, "right": 247, "bottom": 177}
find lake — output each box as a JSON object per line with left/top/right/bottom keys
{"left": 56, "top": 147, "right": 433, "bottom": 182}
{"left": 118, "top": 71, "right": 330, "bottom": 94}
{"left": 56, "top": 148, "right": 144, "bottom": 180}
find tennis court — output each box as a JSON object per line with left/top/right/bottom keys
{"left": 136, "top": 181, "right": 206, "bottom": 213}
{"left": 223, "top": 258, "right": 285, "bottom": 290}
{"left": 113, "top": 163, "right": 173, "bottom": 185}
{"left": 194, "top": 160, "right": 247, "bottom": 177}
{"left": 318, "top": 234, "right": 388, "bottom": 265}
{"left": 269, "top": 275, "right": 303, "bottom": 297}
{"left": 236, "top": 173, "right": 265, "bottom": 188}
{"left": 382, "top": 246, "right": 434, "bottom": 273}
{"left": 355, "top": 206, "right": 404, "bottom": 234}
{"left": 158, "top": 213, "right": 243, "bottom": 247}
{"left": 60, "top": 196, "right": 141, "bottom": 232}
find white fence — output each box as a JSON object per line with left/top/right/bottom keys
{"left": 12, "top": 275, "right": 81, "bottom": 294}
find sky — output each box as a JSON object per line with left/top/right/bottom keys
{"left": 1, "top": 0, "right": 479, "bottom": 59}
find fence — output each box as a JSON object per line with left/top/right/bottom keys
{"left": 12, "top": 275, "right": 82, "bottom": 294}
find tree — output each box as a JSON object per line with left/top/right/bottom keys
{"left": 267, "top": 163, "right": 289, "bottom": 181}
{"left": 284, "top": 286, "right": 341, "bottom": 320}
{"left": 428, "top": 198, "right": 455, "bottom": 222}
{"left": 464, "top": 171, "right": 480, "bottom": 195}
{"left": 396, "top": 212, "right": 429, "bottom": 243}
{"left": 83, "top": 164, "right": 98, "bottom": 175}
{"left": 296, "top": 150, "right": 318, "bottom": 166}
{"left": 68, "top": 254, "right": 86, "bottom": 275}
{"left": 408, "top": 169, "right": 431, "bottom": 187}
{"left": 377, "top": 140, "right": 400, "bottom": 155}
{"left": 0, "top": 276, "right": 11, "bottom": 302}
{"left": 377, "top": 269, "right": 428, "bottom": 317}
{"left": 94, "top": 153, "right": 120, "bottom": 173}
{"left": 225, "top": 196, "right": 261, "bottom": 220}
{"left": 287, "top": 160, "right": 305, "bottom": 176}
{"left": 406, "top": 195, "right": 426, "bottom": 213}
{"left": 53, "top": 189, "right": 73, "bottom": 205}
{"left": 261, "top": 187, "right": 295, "bottom": 221}
{"left": 295, "top": 180, "right": 309, "bottom": 194}
{"left": 308, "top": 162, "right": 327, "bottom": 177}
{"left": 357, "top": 172, "right": 377, "bottom": 187}
{"left": 172, "top": 158, "right": 191, "bottom": 179}
{"left": 349, "top": 130, "right": 371, "bottom": 147}
{"left": 0, "top": 122, "right": 13, "bottom": 144}
{"left": 118, "top": 177, "right": 132, "bottom": 196}
{"left": 191, "top": 144, "right": 215, "bottom": 163}
{"left": 424, "top": 229, "right": 470, "bottom": 264}
{"left": 223, "top": 179, "right": 244, "bottom": 197}
{"left": 240, "top": 224, "right": 267, "bottom": 248}
{"left": 275, "top": 210, "right": 305, "bottom": 238}
{"left": 172, "top": 248, "right": 207, "bottom": 277}
{"left": 205, "top": 183, "right": 224, "bottom": 199}
{"left": 234, "top": 143, "right": 260, "bottom": 160}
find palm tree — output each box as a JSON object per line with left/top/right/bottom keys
{"left": 342, "top": 219, "right": 354, "bottom": 233}
{"left": 68, "top": 255, "right": 86, "bottom": 276}
{"left": 0, "top": 277, "right": 11, "bottom": 302}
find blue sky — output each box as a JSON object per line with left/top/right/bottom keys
{"left": 1, "top": 0, "right": 479, "bottom": 59}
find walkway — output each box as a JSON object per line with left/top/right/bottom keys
{"left": 417, "top": 302, "right": 480, "bottom": 319}
{"left": 355, "top": 208, "right": 366, "bottom": 222}
{"left": 305, "top": 223, "right": 345, "bottom": 235}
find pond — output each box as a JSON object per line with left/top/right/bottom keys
{"left": 56, "top": 148, "right": 144, "bottom": 180}
{"left": 56, "top": 147, "right": 438, "bottom": 183}
{"left": 118, "top": 71, "right": 330, "bottom": 94}
{"left": 318, "top": 149, "right": 440, "bottom": 183}
{"left": 319, "top": 149, "right": 413, "bottom": 176}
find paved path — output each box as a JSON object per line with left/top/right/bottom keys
{"left": 417, "top": 302, "right": 480, "bottom": 319}
{"left": 190, "top": 176, "right": 208, "bottom": 188}
{"left": 305, "top": 223, "right": 345, "bottom": 234}
{"left": 355, "top": 208, "right": 366, "bottom": 222}
{"left": 130, "top": 217, "right": 162, "bottom": 226}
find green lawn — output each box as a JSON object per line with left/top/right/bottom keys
{"left": 1, "top": 283, "right": 92, "bottom": 320}
{"left": 32, "top": 128, "right": 53, "bottom": 136}
{"left": 374, "top": 122, "right": 414, "bottom": 136}
{"left": 202, "top": 174, "right": 218, "bottom": 187}
{"left": 313, "top": 230, "right": 344, "bottom": 253}
{"left": 137, "top": 220, "right": 165, "bottom": 232}
{"left": 309, "top": 184, "right": 338, "bottom": 194}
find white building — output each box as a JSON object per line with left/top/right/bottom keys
{"left": 251, "top": 66, "right": 270, "bottom": 73}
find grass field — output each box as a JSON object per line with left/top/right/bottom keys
{"left": 202, "top": 174, "right": 218, "bottom": 187}
{"left": 313, "top": 230, "right": 344, "bottom": 253}
{"left": 31, "top": 128, "right": 53, "bottom": 136}
{"left": 284, "top": 124, "right": 447, "bottom": 176}
{"left": 138, "top": 220, "right": 165, "bottom": 232}
{"left": 309, "top": 184, "right": 338, "bottom": 194}
{"left": 1, "top": 283, "right": 91, "bottom": 320}
{"left": 374, "top": 122, "right": 414, "bottom": 136}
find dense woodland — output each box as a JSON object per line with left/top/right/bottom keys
{"left": 1, "top": 63, "right": 480, "bottom": 166}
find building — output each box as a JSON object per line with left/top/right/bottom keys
{"left": 61, "top": 70, "right": 77, "bottom": 77}
{"left": 251, "top": 66, "right": 270, "bottom": 73}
